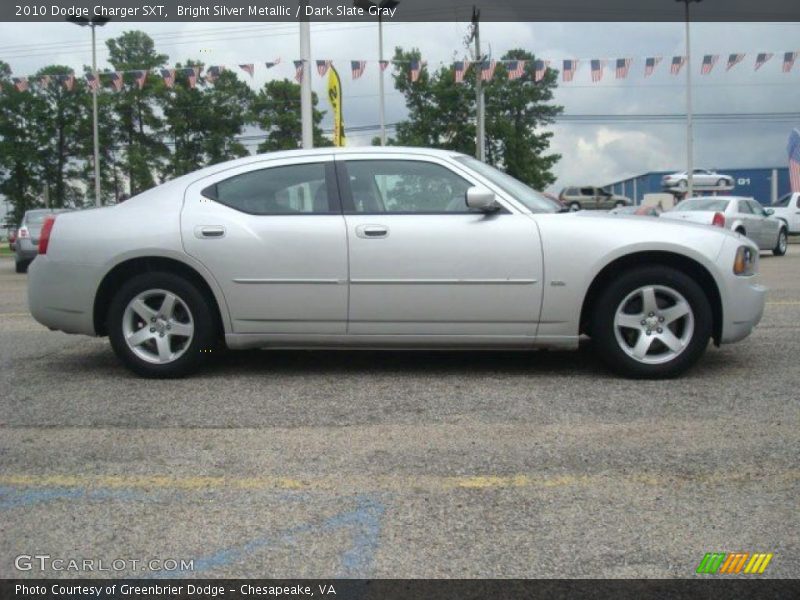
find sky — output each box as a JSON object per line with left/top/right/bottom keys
{"left": 0, "top": 20, "right": 798, "bottom": 193}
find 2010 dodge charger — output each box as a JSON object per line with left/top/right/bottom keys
{"left": 28, "top": 147, "right": 766, "bottom": 378}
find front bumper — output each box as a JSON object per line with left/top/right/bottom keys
{"left": 28, "top": 256, "right": 98, "bottom": 335}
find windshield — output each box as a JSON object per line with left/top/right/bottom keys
{"left": 773, "top": 193, "right": 792, "bottom": 207}
{"left": 455, "top": 156, "right": 561, "bottom": 213}
{"left": 673, "top": 198, "right": 730, "bottom": 212}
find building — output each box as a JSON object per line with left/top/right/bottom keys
{"left": 604, "top": 167, "right": 791, "bottom": 206}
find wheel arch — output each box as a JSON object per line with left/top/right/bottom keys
{"left": 579, "top": 250, "right": 723, "bottom": 345}
{"left": 93, "top": 255, "right": 230, "bottom": 337}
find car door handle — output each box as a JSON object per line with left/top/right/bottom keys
{"left": 356, "top": 224, "right": 389, "bottom": 239}
{"left": 195, "top": 226, "right": 226, "bottom": 239}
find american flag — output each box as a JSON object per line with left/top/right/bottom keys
{"left": 590, "top": 59, "right": 606, "bottom": 82}
{"left": 161, "top": 69, "right": 176, "bottom": 88}
{"left": 506, "top": 60, "right": 525, "bottom": 80}
{"left": 409, "top": 60, "right": 424, "bottom": 82}
{"left": 351, "top": 60, "right": 366, "bottom": 80}
{"left": 85, "top": 73, "right": 99, "bottom": 91}
{"left": 109, "top": 71, "right": 124, "bottom": 92}
{"left": 533, "top": 59, "right": 549, "bottom": 82}
{"left": 379, "top": 60, "right": 390, "bottom": 72}
{"left": 700, "top": 54, "right": 719, "bottom": 75}
{"left": 60, "top": 73, "right": 75, "bottom": 91}
{"left": 783, "top": 52, "right": 798, "bottom": 73}
{"left": 788, "top": 129, "right": 800, "bottom": 193}
{"left": 184, "top": 67, "right": 200, "bottom": 89}
{"left": 239, "top": 64, "right": 254, "bottom": 78}
{"left": 670, "top": 56, "right": 686, "bottom": 75}
{"left": 264, "top": 57, "right": 281, "bottom": 69}
{"left": 755, "top": 52, "right": 773, "bottom": 71}
{"left": 133, "top": 70, "right": 147, "bottom": 90}
{"left": 205, "top": 66, "right": 223, "bottom": 84}
{"left": 12, "top": 77, "right": 28, "bottom": 92}
{"left": 726, "top": 53, "right": 745, "bottom": 71}
{"left": 454, "top": 60, "right": 470, "bottom": 83}
{"left": 615, "top": 58, "right": 632, "bottom": 79}
{"left": 480, "top": 60, "right": 497, "bottom": 82}
{"left": 644, "top": 56, "right": 662, "bottom": 77}
{"left": 316, "top": 60, "right": 331, "bottom": 77}
{"left": 562, "top": 59, "right": 578, "bottom": 82}
{"left": 294, "top": 60, "right": 305, "bottom": 83}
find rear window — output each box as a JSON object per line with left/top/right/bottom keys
{"left": 24, "top": 211, "right": 50, "bottom": 225}
{"left": 674, "top": 199, "right": 730, "bottom": 212}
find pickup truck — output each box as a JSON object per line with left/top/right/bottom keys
{"left": 771, "top": 192, "right": 800, "bottom": 234}
{"left": 559, "top": 186, "right": 632, "bottom": 211}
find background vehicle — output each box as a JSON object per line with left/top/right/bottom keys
{"left": 770, "top": 192, "right": 800, "bottom": 234}
{"left": 559, "top": 186, "right": 632, "bottom": 211}
{"left": 28, "top": 148, "right": 765, "bottom": 380}
{"left": 660, "top": 196, "right": 787, "bottom": 255}
{"left": 608, "top": 205, "right": 661, "bottom": 217}
{"left": 661, "top": 169, "right": 734, "bottom": 190}
{"left": 8, "top": 226, "right": 16, "bottom": 251}
{"left": 14, "top": 209, "right": 70, "bottom": 273}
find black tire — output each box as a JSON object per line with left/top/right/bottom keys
{"left": 773, "top": 228, "right": 788, "bottom": 257}
{"left": 614, "top": 201, "right": 626, "bottom": 208}
{"left": 15, "top": 259, "right": 28, "bottom": 274}
{"left": 590, "top": 266, "right": 712, "bottom": 379}
{"left": 568, "top": 201, "right": 581, "bottom": 212}
{"left": 735, "top": 227, "right": 746, "bottom": 237}
{"left": 716, "top": 178, "right": 726, "bottom": 187}
{"left": 107, "top": 271, "right": 217, "bottom": 378}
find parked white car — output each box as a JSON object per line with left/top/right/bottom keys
{"left": 662, "top": 169, "right": 734, "bottom": 190}
{"left": 770, "top": 192, "right": 800, "bottom": 234}
{"left": 660, "top": 196, "right": 787, "bottom": 256}
{"left": 28, "top": 148, "right": 766, "bottom": 379}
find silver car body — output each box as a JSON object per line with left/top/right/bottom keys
{"left": 662, "top": 169, "right": 734, "bottom": 189}
{"left": 660, "top": 196, "right": 785, "bottom": 250}
{"left": 770, "top": 192, "right": 800, "bottom": 234}
{"left": 28, "top": 148, "right": 765, "bottom": 353}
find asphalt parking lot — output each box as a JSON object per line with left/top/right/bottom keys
{"left": 0, "top": 249, "right": 798, "bottom": 579}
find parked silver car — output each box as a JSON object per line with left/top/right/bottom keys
{"left": 661, "top": 169, "right": 734, "bottom": 190}
{"left": 660, "top": 196, "right": 787, "bottom": 256}
{"left": 28, "top": 148, "right": 765, "bottom": 379}
{"left": 14, "top": 209, "right": 70, "bottom": 273}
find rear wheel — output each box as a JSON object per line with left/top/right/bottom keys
{"left": 14, "top": 259, "right": 28, "bottom": 274}
{"left": 614, "top": 201, "right": 626, "bottom": 208}
{"left": 716, "top": 178, "right": 727, "bottom": 187}
{"left": 107, "top": 272, "right": 217, "bottom": 378}
{"left": 568, "top": 201, "right": 581, "bottom": 212}
{"left": 591, "top": 266, "right": 712, "bottom": 378}
{"left": 773, "top": 228, "right": 788, "bottom": 256}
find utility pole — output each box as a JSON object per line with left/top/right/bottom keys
{"left": 470, "top": 6, "right": 485, "bottom": 161}
{"left": 299, "top": 1, "right": 313, "bottom": 149}
{"left": 677, "top": 0, "right": 702, "bottom": 198}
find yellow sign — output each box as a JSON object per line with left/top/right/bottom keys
{"left": 327, "top": 65, "right": 345, "bottom": 147}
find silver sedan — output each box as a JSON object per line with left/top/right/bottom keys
{"left": 28, "top": 148, "right": 766, "bottom": 379}
{"left": 660, "top": 196, "right": 788, "bottom": 256}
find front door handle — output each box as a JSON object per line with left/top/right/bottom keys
{"left": 195, "top": 225, "right": 226, "bottom": 239}
{"left": 356, "top": 224, "right": 389, "bottom": 239}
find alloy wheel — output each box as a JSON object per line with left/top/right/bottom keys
{"left": 122, "top": 289, "right": 194, "bottom": 364}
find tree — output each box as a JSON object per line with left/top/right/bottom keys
{"left": 391, "top": 47, "right": 562, "bottom": 188}
{"left": 105, "top": 31, "right": 170, "bottom": 195}
{"left": 252, "top": 79, "right": 330, "bottom": 152}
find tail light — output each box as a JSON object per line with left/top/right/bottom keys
{"left": 17, "top": 226, "right": 29, "bottom": 238}
{"left": 711, "top": 212, "right": 726, "bottom": 228}
{"left": 38, "top": 215, "right": 56, "bottom": 254}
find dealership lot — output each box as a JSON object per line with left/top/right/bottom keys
{"left": 0, "top": 249, "right": 798, "bottom": 578}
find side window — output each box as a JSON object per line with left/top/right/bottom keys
{"left": 749, "top": 200, "right": 766, "bottom": 216}
{"left": 345, "top": 160, "right": 473, "bottom": 214}
{"left": 738, "top": 200, "right": 753, "bottom": 214}
{"left": 579, "top": 187, "right": 594, "bottom": 197}
{"left": 564, "top": 187, "right": 578, "bottom": 196}
{"left": 202, "top": 163, "right": 333, "bottom": 215}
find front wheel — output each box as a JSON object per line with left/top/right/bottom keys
{"left": 568, "top": 201, "right": 581, "bottom": 212}
{"left": 773, "top": 228, "right": 788, "bottom": 256}
{"left": 614, "top": 201, "right": 626, "bottom": 208}
{"left": 590, "top": 266, "right": 712, "bottom": 378}
{"left": 107, "top": 272, "right": 217, "bottom": 378}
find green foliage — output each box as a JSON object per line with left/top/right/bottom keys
{"left": 252, "top": 79, "right": 330, "bottom": 152}
{"left": 391, "top": 47, "right": 562, "bottom": 189}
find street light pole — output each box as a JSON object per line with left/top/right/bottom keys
{"left": 299, "top": 1, "right": 313, "bottom": 149}
{"left": 677, "top": 0, "right": 702, "bottom": 199}
{"left": 68, "top": 15, "right": 109, "bottom": 207}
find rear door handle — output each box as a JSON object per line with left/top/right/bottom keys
{"left": 356, "top": 224, "right": 389, "bottom": 239}
{"left": 195, "top": 226, "right": 226, "bottom": 239}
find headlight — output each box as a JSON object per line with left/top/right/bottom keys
{"left": 733, "top": 245, "right": 758, "bottom": 276}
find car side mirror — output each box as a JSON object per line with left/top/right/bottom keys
{"left": 764, "top": 208, "right": 774, "bottom": 216}
{"left": 465, "top": 187, "right": 499, "bottom": 212}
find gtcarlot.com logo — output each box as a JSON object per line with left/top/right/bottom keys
{"left": 696, "top": 552, "right": 774, "bottom": 575}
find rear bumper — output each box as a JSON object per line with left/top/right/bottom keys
{"left": 28, "top": 256, "right": 98, "bottom": 335}
{"left": 15, "top": 238, "right": 38, "bottom": 261}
